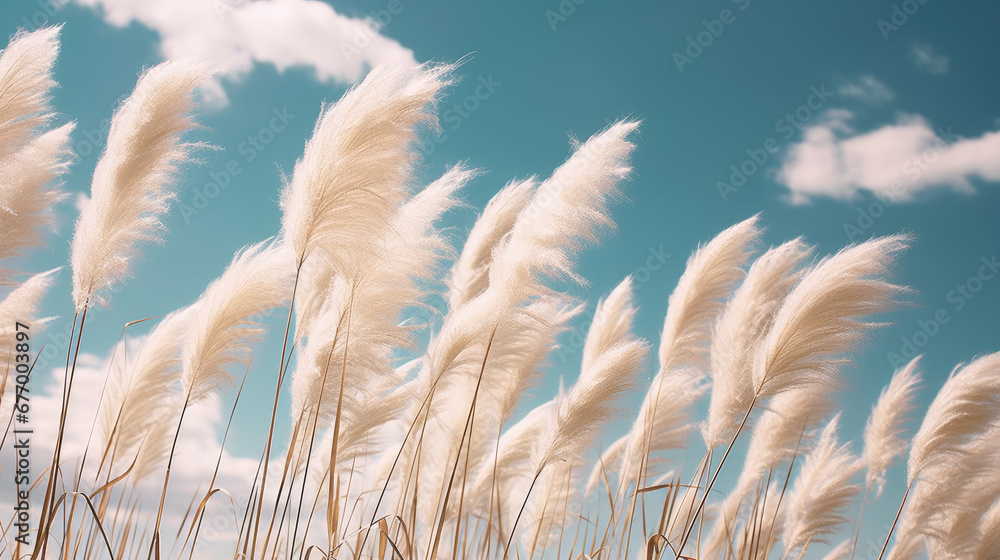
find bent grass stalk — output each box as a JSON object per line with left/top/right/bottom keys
{"left": 34, "top": 305, "right": 86, "bottom": 560}
{"left": 250, "top": 259, "right": 304, "bottom": 560}
{"left": 673, "top": 394, "right": 757, "bottom": 560}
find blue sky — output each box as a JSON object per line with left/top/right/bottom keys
{"left": 4, "top": 0, "right": 1000, "bottom": 556}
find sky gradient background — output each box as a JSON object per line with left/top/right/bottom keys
{"left": 3, "top": 0, "right": 1000, "bottom": 557}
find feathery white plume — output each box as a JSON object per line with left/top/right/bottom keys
{"left": 976, "top": 496, "right": 1000, "bottom": 560}
{"left": 888, "top": 354, "right": 1000, "bottom": 560}
{"left": 100, "top": 308, "right": 192, "bottom": 465}
{"left": 291, "top": 165, "right": 468, "bottom": 423}
{"left": 71, "top": 60, "right": 216, "bottom": 310}
{"left": 753, "top": 235, "right": 910, "bottom": 399}
{"left": 279, "top": 64, "right": 451, "bottom": 271}
{"left": 703, "top": 384, "right": 834, "bottom": 557}
{"left": 535, "top": 338, "right": 648, "bottom": 473}
{"left": 704, "top": 238, "right": 811, "bottom": 449}
{"left": 618, "top": 218, "right": 760, "bottom": 491}
{"left": 890, "top": 436, "right": 999, "bottom": 560}
{"left": 906, "top": 352, "right": 1000, "bottom": 484}
{"left": 0, "top": 124, "right": 74, "bottom": 282}
{"left": 401, "top": 123, "right": 640, "bottom": 529}
{"left": 820, "top": 540, "right": 852, "bottom": 560}
{"left": 0, "top": 268, "right": 58, "bottom": 340}
{"left": 489, "top": 120, "right": 639, "bottom": 301}
{"left": 582, "top": 277, "right": 638, "bottom": 371}
{"left": 737, "top": 385, "right": 835, "bottom": 499}
{"left": 658, "top": 215, "right": 761, "bottom": 374}
{"left": 782, "top": 415, "right": 862, "bottom": 554}
{"left": 862, "top": 357, "right": 921, "bottom": 495}
{"left": 182, "top": 242, "right": 294, "bottom": 403}
{"left": 447, "top": 179, "right": 535, "bottom": 310}
{"left": 0, "top": 26, "right": 60, "bottom": 156}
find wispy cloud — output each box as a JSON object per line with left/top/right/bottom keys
{"left": 72, "top": 0, "right": 418, "bottom": 106}
{"left": 777, "top": 110, "right": 1000, "bottom": 204}
{"left": 909, "top": 43, "right": 949, "bottom": 75}
{"left": 837, "top": 75, "right": 894, "bottom": 106}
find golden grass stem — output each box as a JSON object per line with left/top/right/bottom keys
{"left": 35, "top": 306, "right": 86, "bottom": 560}
{"left": 251, "top": 260, "right": 303, "bottom": 560}
{"left": 428, "top": 325, "right": 497, "bottom": 560}
{"left": 877, "top": 479, "right": 913, "bottom": 560}
{"left": 673, "top": 394, "right": 757, "bottom": 560}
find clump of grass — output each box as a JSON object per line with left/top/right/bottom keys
{"left": 2, "top": 25, "right": 1000, "bottom": 560}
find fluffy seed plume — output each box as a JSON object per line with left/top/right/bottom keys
{"left": 447, "top": 178, "right": 535, "bottom": 310}
{"left": 535, "top": 338, "right": 648, "bottom": 473}
{"left": 182, "top": 242, "right": 294, "bottom": 403}
{"left": 0, "top": 124, "right": 75, "bottom": 283}
{"left": 582, "top": 276, "right": 638, "bottom": 371}
{"left": 862, "top": 357, "right": 921, "bottom": 495}
{"left": 488, "top": 120, "right": 640, "bottom": 301}
{"left": 976, "top": 497, "right": 1000, "bottom": 560}
{"left": 658, "top": 215, "right": 761, "bottom": 374}
{"left": 291, "top": 165, "right": 468, "bottom": 423}
{"left": 888, "top": 354, "right": 1000, "bottom": 560}
{"left": 100, "top": 308, "right": 192, "bottom": 465}
{"left": 0, "top": 26, "right": 60, "bottom": 156}
{"left": 821, "top": 540, "right": 852, "bottom": 560}
{"left": 906, "top": 352, "right": 1000, "bottom": 484}
{"left": 617, "top": 217, "right": 760, "bottom": 490}
{"left": 279, "top": 64, "right": 451, "bottom": 272}
{"left": 736, "top": 384, "right": 836, "bottom": 499}
{"left": 70, "top": 60, "right": 216, "bottom": 310}
{"left": 704, "top": 238, "right": 811, "bottom": 449}
{"left": 753, "top": 235, "right": 911, "bottom": 399}
{"left": 0, "top": 268, "right": 58, "bottom": 340}
{"left": 782, "top": 415, "right": 862, "bottom": 554}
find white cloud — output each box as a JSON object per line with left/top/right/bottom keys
{"left": 72, "top": 0, "right": 418, "bottom": 106}
{"left": 909, "top": 43, "right": 949, "bottom": 75}
{"left": 777, "top": 110, "right": 1000, "bottom": 204}
{"left": 837, "top": 75, "right": 894, "bottom": 106}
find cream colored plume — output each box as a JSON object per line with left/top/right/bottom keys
{"left": 0, "top": 268, "right": 58, "bottom": 340}
{"left": 0, "top": 26, "right": 60, "bottom": 156}
{"left": 182, "top": 241, "right": 294, "bottom": 403}
{"left": 447, "top": 178, "right": 535, "bottom": 310}
{"left": 906, "top": 352, "right": 1000, "bottom": 483}
{"left": 488, "top": 120, "right": 640, "bottom": 302}
{"left": 100, "top": 308, "right": 192, "bottom": 465}
{"left": 888, "top": 353, "right": 1000, "bottom": 560}
{"left": 616, "top": 218, "right": 760, "bottom": 493}
{"left": 71, "top": 60, "right": 216, "bottom": 310}
{"left": 820, "top": 540, "right": 852, "bottom": 560}
{"left": 703, "top": 238, "right": 811, "bottom": 449}
{"left": 0, "top": 124, "right": 75, "bottom": 283}
{"left": 582, "top": 276, "right": 638, "bottom": 371}
{"left": 658, "top": 215, "right": 761, "bottom": 374}
{"left": 290, "top": 165, "right": 468, "bottom": 423}
{"left": 782, "top": 415, "right": 862, "bottom": 555}
{"left": 535, "top": 338, "right": 648, "bottom": 473}
{"left": 753, "top": 235, "right": 910, "bottom": 398}
{"left": 279, "top": 64, "right": 451, "bottom": 272}
{"left": 862, "top": 357, "right": 921, "bottom": 496}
